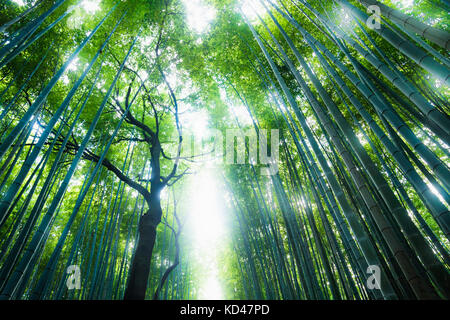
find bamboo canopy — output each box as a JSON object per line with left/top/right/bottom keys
{"left": 0, "top": 0, "right": 448, "bottom": 300}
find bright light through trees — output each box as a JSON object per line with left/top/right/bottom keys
{"left": 81, "top": 0, "right": 101, "bottom": 14}
{"left": 182, "top": 0, "right": 216, "bottom": 33}
{"left": 184, "top": 168, "right": 227, "bottom": 300}
{"left": 0, "top": 0, "right": 448, "bottom": 302}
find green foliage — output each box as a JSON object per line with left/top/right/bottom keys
{"left": 0, "top": 0, "right": 448, "bottom": 300}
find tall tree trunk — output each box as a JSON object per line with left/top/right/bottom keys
{"left": 358, "top": 0, "right": 450, "bottom": 50}
{"left": 124, "top": 201, "right": 161, "bottom": 300}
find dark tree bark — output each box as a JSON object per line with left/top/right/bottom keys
{"left": 123, "top": 202, "right": 161, "bottom": 300}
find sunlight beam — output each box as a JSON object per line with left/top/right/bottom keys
{"left": 182, "top": 0, "right": 216, "bottom": 33}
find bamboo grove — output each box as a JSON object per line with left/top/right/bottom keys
{"left": 0, "top": 0, "right": 449, "bottom": 300}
